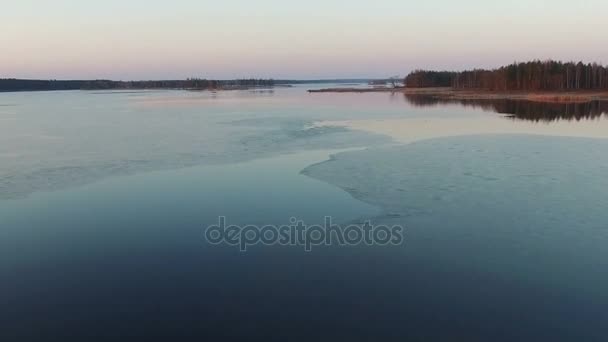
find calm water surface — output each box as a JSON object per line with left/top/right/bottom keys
{"left": 1, "top": 86, "right": 607, "bottom": 341}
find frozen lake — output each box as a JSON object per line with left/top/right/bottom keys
{"left": 1, "top": 86, "right": 608, "bottom": 341}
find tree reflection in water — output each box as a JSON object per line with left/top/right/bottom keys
{"left": 404, "top": 94, "right": 608, "bottom": 122}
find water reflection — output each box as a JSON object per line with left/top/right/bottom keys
{"left": 404, "top": 94, "right": 608, "bottom": 122}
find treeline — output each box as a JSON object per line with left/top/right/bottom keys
{"left": 405, "top": 60, "right": 608, "bottom": 91}
{"left": 0, "top": 78, "right": 275, "bottom": 92}
{"left": 225, "top": 79, "right": 275, "bottom": 87}
{"left": 0, "top": 78, "right": 375, "bottom": 92}
{"left": 0, "top": 79, "right": 85, "bottom": 92}
{"left": 403, "top": 71, "right": 454, "bottom": 88}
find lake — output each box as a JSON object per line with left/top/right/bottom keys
{"left": 1, "top": 86, "right": 607, "bottom": 341}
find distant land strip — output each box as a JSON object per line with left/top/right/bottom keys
{"left": 311, "top": 60, "right": 608, "bottom": 103}
{"left": 405, "top": 60, "right": 608, "bottom": 91}
{"left": 0, "top": 78, "right": 373, "bottom": 92}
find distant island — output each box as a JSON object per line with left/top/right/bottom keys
{"left": 405, "top": 60, "right": 608, "bottom": 91}
{"left": 310, "top": 60, "right": 608, "bottom": 103}
{"left": 0, "top": 78, "right": 373, "bottom": 92}
{"left": 0, "top": 78, "right": 276, "bottom": 92}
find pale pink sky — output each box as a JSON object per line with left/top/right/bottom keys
{"left": 2, "top": 0, "right": 607, "bottom": 79}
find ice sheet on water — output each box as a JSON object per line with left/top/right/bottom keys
{"left": 303, "top": 134, "right": 608, "bottom": 229}
{"left": 303, "top": 134, "right": 608, "bottom": 300}
{"left": 0, "top": 93, "right": 389, "bottom": 200}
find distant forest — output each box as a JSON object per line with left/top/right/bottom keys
{"left": 0, "top": 78, "right": 276, "bottom": 92}
{"left": 405, "top": 60, "right": 608, "bottom": 91}
{"left": 0, "top": 78, "right": 373, "bottom": 92}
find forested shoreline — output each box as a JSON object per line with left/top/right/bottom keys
{"left": 0, "top": 78, "right": 276, "bottom": 92}
{"left": 0, "top": 78, "right": 375, "bottom": 92}
{"left": 405, "top": 60, "right": 608, "bottom": 91}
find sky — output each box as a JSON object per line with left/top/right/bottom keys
{"left": 1, "top": 0, "right": 607, "bottom": 80}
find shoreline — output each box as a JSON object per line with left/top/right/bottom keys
{"left": 309, "top": 87, "right": 608, "bottom": 103}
